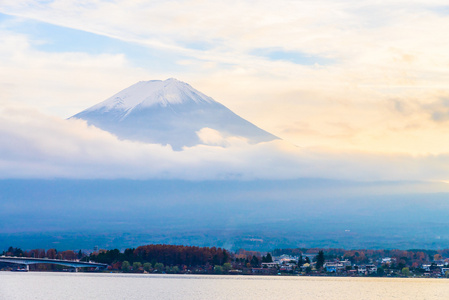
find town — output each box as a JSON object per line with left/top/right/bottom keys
{"left": 2, "top": 245, "right": 449, "bottom": 278}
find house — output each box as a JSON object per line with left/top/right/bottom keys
{"left": 365, "top": 265, "right": 377, "bottom": 274}
{"left": 357, "top": 265, "right": 377, "bottom": 275}
{"left": 422, "top": 264, "right": 431, "bottom": 272}
{"left": 261, "top": 262, "right": 278, "bottom": 269}
{"left": 381, "top": 257, "right": 392, "bottom": 264}
{"left": 434, "top": 260, "right": 446, "bottom": 268}
{"left": 251, "top": 268, "right": 277, "bottom": 275}
{"left": 273, "top": 254, "right": 298, "bottom": 264}
{"left": 341, "top": 260, "right": 351, "bottom": 267}
{"left": 324, "top": 260, "right": 351, "bottom": 273}
{"left": 303, "top": 254, "right": 317, "bottom": 261}
{"left": 279, "top": 263, "right": 296, "bottom": 272}
{"left": 441, "top": 267, "right": 449, "bottom": 276}
{"left": 299, "top": 263, "right": 311, "bottom": 272}
{"left": 325, "top": 263, "right": 338, "bottom": 273}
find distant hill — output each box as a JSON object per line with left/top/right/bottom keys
{"left": 2, "top": 179, "right": 449, "bottom": 251}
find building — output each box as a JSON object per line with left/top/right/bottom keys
{"left": 261, "top": 262, "right": 278, "bottom": 269}
{"left": 324, "top": 260, "right": 351, "bottom": 273}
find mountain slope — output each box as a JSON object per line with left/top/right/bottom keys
{"left": 71, "top": 78, "right": 278, "bottom": 149}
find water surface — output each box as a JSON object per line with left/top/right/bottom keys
{"left": 1, "top": 272, "right": 448, "bottom": 299}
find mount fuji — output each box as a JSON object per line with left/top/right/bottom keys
{"left": 71, "top": 78, "right": 278, "bottom": 149}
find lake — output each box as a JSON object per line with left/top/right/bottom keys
{"left": 1, "top": 272, "right": 448, "bottom": 299}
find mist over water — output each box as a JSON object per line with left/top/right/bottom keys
{"left": 2, "top": 179, "right": 449, "bottom": 251}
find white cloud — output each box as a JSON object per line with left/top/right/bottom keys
{"left": 0, "top": 28, "right": 151, "bottom": 117}
{"left": 2, "top": 107, "right": 449, "bottom": 185}
{"left": 1, "top": 0, "right": 449, "bottom": 155}
{"left": 197, "top": 128, "right": 231, "bottom": 147}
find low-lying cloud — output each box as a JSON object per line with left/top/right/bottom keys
{"left": 2, "top": 106, "right": 449, "bottom": 183}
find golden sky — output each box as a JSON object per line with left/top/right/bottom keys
{"left": 1, "top": 1, "right": 449, "bottom": 181}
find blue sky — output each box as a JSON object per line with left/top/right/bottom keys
{"left": 0, "top": 12, "right": 188, "bottom": 73}
{"left": 1, "top": 1, "right": 449, "bottom": 184}
{"left": 1, "top": 12, "right": 334, "bottom": 75}
{"left": 251, "top": 48, "right": 334, "bottom": 66}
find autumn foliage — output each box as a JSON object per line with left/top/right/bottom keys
{"left": 90, "top": 244, "right": 230, "bottom": 268}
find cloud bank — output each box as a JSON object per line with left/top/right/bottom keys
{"left": 1, "top": 106, "right": 449, "bottom": 183}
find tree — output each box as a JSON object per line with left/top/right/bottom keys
{"left": 46, "top": 249, "right": 56, "bottom": 259}
{"left": 377, "top": 267, "right": 385, "bottom": 277}
{"left": 298, "top": 255, "right": 304, "bottom": 267}
{"left": 316, "top": 251, "right": 325, "bottom": 270}
{"left": 214, "top": 265, "right": 223, "bottom": 274}
{"left": 154, "top": 263, "right": 164, "bottom": 273}
{"left": 397, "top": 260, "right": 406, "bottom": 270}
{"left": 222, "top": 250, "right": 230, "bottom": 264}
{"left": 250, "top": 256, "right": 260, "bottom": 267}
{"left": 434, "top": 254, "right": 443, "bottom": 261}
{"left": 121, "top": 261, "right": 130, "bottom": 272}
{"left": 133, "top": 262, "right": 142, "bottom": 272}
{"left": 60, "top": 250, "right": 76, "bottom": 260}
{"left": 223, "top": 263, "right": 232, "bottom": 273}
{"left": 143, "top": 262, "right": 152, "bottom": 272}
{"left": 402, "top": 267, "right": 410, "bottom": 277}
{"left": 266, "top": 253, "right": 273, "bottom": 263}
{"left": 8, "top": 247, "right": 24, "bottom": 257}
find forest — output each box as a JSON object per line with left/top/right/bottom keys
{"left": 4, "top": 245, "right": 449, "bottom": 275}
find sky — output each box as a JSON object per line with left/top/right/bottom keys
{"left": 1, "top": 0, "right": 449, "bottom": 183}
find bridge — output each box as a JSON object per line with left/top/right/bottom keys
{"left": 0, "top": 256, "right": 108, "bottom": 271}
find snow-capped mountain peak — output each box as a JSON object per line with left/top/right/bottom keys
{"left": 87, "top": 78, "right": 214, "bottom": 113}
{"left": 72, "top": 79, "right": 278, "bottom": 150}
